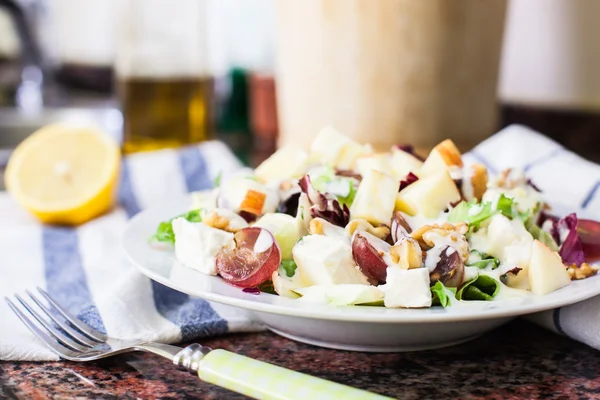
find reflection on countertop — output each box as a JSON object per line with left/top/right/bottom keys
{"left": 2, "top": 320, "right": 600, "bottom": 399}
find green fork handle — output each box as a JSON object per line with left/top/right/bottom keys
{"left": 198, "top": 349, "right": 395, "bottom": 400}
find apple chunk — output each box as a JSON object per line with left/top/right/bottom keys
{"left": 395, "top": 171, "right": 461, "bottom": 217}
{"left": 528, "top": 239, "right": 571, "bottom": 295}
{"left": 418, "top": 139, "right": 463, "bottom": 178}
{"left": 350, "top": 168, "right": 398, "bottom": 225}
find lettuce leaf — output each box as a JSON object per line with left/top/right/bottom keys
{"left": 311, "top": 167, "right": 358, "bottom": 208}
{"left": 279, "top": 260, "right": 298, "bottom": 278}
{"left": 524, "top": 216, "right": 559, "bottom": 252}
{"left": 430, "top": 281, "right": 456, "bottom": 308}
{"left": 467, "top": 250, "right": 500, "bottom": 270}
{"left": 150, "top": 209, "right": 203, "bottom": 245}
{"left": 456, "top": 275, "right": 500, "bottom": 301}
{"left": 448, "top": 200, "right": 494, "bottom": 227}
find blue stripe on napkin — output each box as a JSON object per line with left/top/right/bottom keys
{"left": 42, "top": 227, "right": 106, "bottom": 333}
{"left": 178, "top": 146, "right": 213, "bottom": 192}
{"left": 582, "top": 181, "right": 600, "bottom": 209}
{"left": 119, "top": 145, "right": 228, "bottom": 340}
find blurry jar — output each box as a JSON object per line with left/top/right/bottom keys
{"left": 115, "top": 0, "right": 213, "bottom": 154}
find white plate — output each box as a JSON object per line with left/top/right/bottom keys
{"left": 123, "top": 195, "right": 600, "bottom": 352}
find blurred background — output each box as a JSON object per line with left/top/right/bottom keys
{"left": 0, "top": 0, "right": 599, "bottom": 185}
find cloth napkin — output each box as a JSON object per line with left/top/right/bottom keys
{"left": 1, "top": 124, "right": 599, "bottom": 361}
{"left": 0, "top": 140, "right": 265, "bottom": 361}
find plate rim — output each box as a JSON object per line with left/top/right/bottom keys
{"left": 123, "top": 195, "right": 600, "bottom": 324}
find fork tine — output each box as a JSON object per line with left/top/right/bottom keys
{"left": 5, "top": 297, "right": 79, "bottom": 359}
{"left": 14, "top": 294, "right": 89, "bottom": 352}
{"left": 25, "top": 290, "right": 97, "bottom": 347}
{"left": 36, "top": 287, "right": 107, "bottom": 342}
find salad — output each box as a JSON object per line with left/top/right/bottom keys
{"left": 151, "top": 126, "right": 600, "bottom": 308}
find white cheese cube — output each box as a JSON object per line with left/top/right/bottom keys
{"left": 383, "top": 267, "right": 432, "bottom": 308}
{"left": 254, "top": 145, "right": 309, "bottom": 182}
{"left": 469, "top": 214, "right": 533, "bottom": 267}
{"left": 350, "top": 168, "right": 398, "bottom": 225}
{"left": 292, "top": 235, "right": 370, "bottom": 286}
{"left": 172, "top": 218, "right": 235, "bottom": 275}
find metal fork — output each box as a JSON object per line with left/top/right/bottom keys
{"left": 6, "top": 288, "right": 392, "bottom": 400}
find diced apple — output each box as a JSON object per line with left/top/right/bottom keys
{"left": 355, "top": 153, "right": 392, "bottom": 178}
{"left": 501, "top": 267, "right": 530, "bottom": 290}
{"left": 418, "top": 139, "right": 463, "bottom": 178}
{"left": 254, "top": 213, "right": 304, "bottom": 259}
{"left": 336, "top": 141, "right": 373, "bottom": 170}
{"left": 395, "top": 171, "right": 461, "bottom": 218}
{"left": 350, "top": 168, "right": 398, "bottom": 225}
{"left": 309, "top": 126, "right": 352, "bottom": 165}
{"left": 254, "top": 145, "right": 308, "bottom": 182}
{"left": 528, "top": 239, "right": 571, "bottom": 295}
{"left": 292, "top": 235, "right": 370, "bottom": 286}
{"left": 220, "top": 178, "right": 280, "bottom": 216}
{"left": 389, "top": 147, "right": 424, "bottom": 181}
{"left": 383, "top": 267, "right": 432, "bottom": 308}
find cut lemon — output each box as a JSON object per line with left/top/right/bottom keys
{"left": 4, "top": 124, "right": 121, "bottom": 225}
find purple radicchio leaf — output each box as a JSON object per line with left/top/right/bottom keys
{"left": 395, "top": 144, "right": 425, "bottom": 162}
{"left": 298, "top": 175, "right": 350, "bottom": 227}
{"left": 399, "top": 172, "right": 419, "bottom": 192}
{"left": 554, "top": 213, "right": 585, "bottom": 266}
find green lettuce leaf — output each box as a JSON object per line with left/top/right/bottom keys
{"left": 430, "top": 281, "right": 456, "bottom": 308}
{"left": 150, "top": 209, "right": 203, "bottom": 245}
{"left": 448, "top": 200, "right": 494, "bottom": 227}
{"left": 279, "top": 260, "right": 298, "bottom": 278}
{"left": 311, "top": 167, "right": 358, "bottom": 208}
{"left": 467, "top": 250, "right": 500, "bottom": 270}
{"left": 524, "top": 216, "right": 559, "bottom": 252}
{"left": 456, "top": 275, "right": 500, "bottom": 301}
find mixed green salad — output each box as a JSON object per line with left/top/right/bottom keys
{"left": 151, "top": 126, "right": 600, "bottom": 308}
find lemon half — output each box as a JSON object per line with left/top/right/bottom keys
{"left": 5, "top": 124, "right": 121, "bottom": 225}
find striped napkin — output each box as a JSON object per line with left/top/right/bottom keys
{"left": 1, "top": 124, "right": 599, "bottom": 361}
{"left": 0, "top": 140, "right": 264, "bottom": 361}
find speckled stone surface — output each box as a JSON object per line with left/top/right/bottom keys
{"left": 2, "top": 320, "right": 600, "bottom": 399}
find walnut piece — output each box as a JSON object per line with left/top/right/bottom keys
{"left": 567, "top": 262, "right": 599, "bottom": 280}
{"left": 346, "top": 218, "right": 390, "bottom": 241}
{"left": 411, "top": 222, "right": 468, "bottom": 245}
{"left": 202, "top": 209, "right": 248, "bottom": 233}
{"left": 469, "top": 163, "right": 488, "bottom": 202}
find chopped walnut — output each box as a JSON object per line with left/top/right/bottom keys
{"left": 410, "top": 224, "right": 469, "bottom": 262}
{"left": 310, "top": 217, "right": 348, "bottom": 238}
{"left": 469, "top": 163, "right": 488, "bottom": 202}
{"left": 202, "top": 209, "right": 248, "bottom": 233}
{"left": 411, "top": 222, "right": 468, "bottom": 244}
{"left": 567, "top": 262, "right": 599, "bottom": 280}
{"left": 493, "top": 168, "right": 528, "bottom": 189}
{"left": 345, "top": 219, "right": 390, "bottom": 241}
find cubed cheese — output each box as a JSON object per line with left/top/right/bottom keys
{"left": 254, "top": 145, "right": 309, "bottom": 182}
{"left": 172, "top": 218, "right": 235, "bottom": 275}
{"left": 292, "top": 235, "right": 370, "bottom": 286}
{"left": 383, "top": 267, "right": 432, "bottom": 308}
{"left": 350, "top": 168, "right": 397, "bottom": 225}
{"left": 469, "top": 214, "right": 533, "bottom": 267}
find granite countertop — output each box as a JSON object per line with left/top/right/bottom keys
{"left": 2, "top": 319, "right": 600, "bottom": 399}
